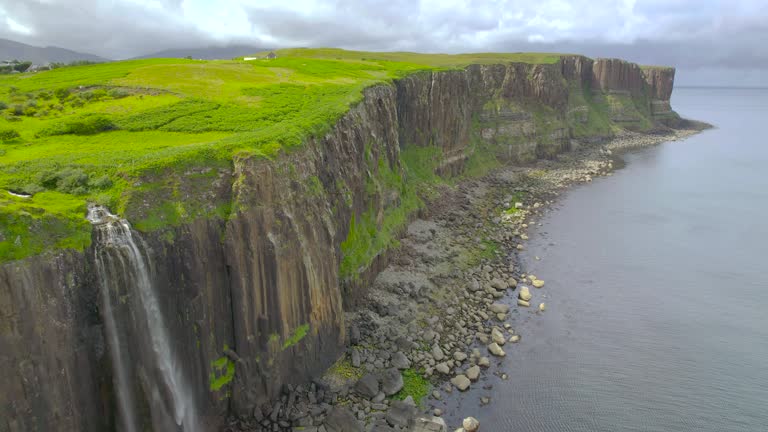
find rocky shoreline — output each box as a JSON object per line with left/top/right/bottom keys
{"left": 226, "top": 124, "right": 708, "bottom": 432}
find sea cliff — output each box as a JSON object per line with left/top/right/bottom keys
{"left": 1, "top": 55, "right": 683, "bottom": 431}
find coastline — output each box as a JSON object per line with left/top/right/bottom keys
{"left": 227, "top": 121, "right": 711, "bottom": 432}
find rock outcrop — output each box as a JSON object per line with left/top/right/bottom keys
{"left": 592, "top": 58, "right": 646, "bottom": 96}
{"left": 0, "top": 54, "right": 682, "bottom": 431}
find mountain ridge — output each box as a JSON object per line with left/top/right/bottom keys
{"left": 131, "top": 44, "right": 269, "bottom": 60}
{"left": 0, "top": 38, "right": 108, "bottom": 64}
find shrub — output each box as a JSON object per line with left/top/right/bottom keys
{"left": 35, "top": 168, "right": 90, "bottom": 194}
{"left": 0, "top": 128, "right": 20, "bottom": 142}
{"left": 0, "top": 101, "right": 6, "bottom": 110}
{"left": 37, "top": 115, "right": 117, "bottom": 136}
{"left": 89, "top": 175, "right": 113, "bottom": 189}
{"left": 80, "top": 89, "right": 107, "bottom": 101}
{"left": 54, "top": 88, "right": 70, "bottom": 101}
{"left": 20, "top": 183, "right": 44, "bottom": 195}
{"left": 107, "top": 88, "right": 129, "bottom": 99}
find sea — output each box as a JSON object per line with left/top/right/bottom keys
{"left": 446, "top": 87, "right": 768, "bottom": 431}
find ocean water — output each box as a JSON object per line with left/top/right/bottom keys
{"left": 449, "top": 88, "right": 768, "bottom": 431}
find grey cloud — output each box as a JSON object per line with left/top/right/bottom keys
{"left": 0, "top": 0, "right": 219, "bottom": 58}
{"left": 0, "top": 0, "right": 767, "bottom": 86}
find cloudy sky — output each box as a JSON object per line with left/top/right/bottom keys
{"left": 1, "top": 0, "right": 766, "bottom": 86}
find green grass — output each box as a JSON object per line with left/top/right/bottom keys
{"left": 0, "top": 48, "right": 661, "bottom": 263}
{"left": 326, "top": 356, "right": 363, "bottom": 381}
{"left": 392, "top": 368, "right": 430, "bottom": 405}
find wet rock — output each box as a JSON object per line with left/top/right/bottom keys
{"left": 477, "top": 333, "right": 490, "bottom": 345}
{"left": 432, "top": 345, "right": 445, "bottom": 361}
{"left": 435, "top": 362, "right": 451, "bottom": 375}
{"left": 380, "top": 368, "right": 403, "bottom": 396}
{"left": 463, "top": 417, "right": 480, "bottom": 432}
{"left": 453, "top": 352, "right": 467, "bottom": 362}
{"left": 532, "top": 279, "right": 545, "bottom": 288}
{"left": 354, "top": 373, "right": 379, "bottom": 398}
{"left": 450, "top": 374, "right": 471, "bottom": 391}
{"left": 509, "top": 334, "right": 521, "bottom": 343}
{"left": 491, "top": 328, "right": 506, "bottom": 346}
{"left": 488, "top": 302, "right": 509, "bottom": 314}
{"left": 517, "top": 299, "right": 530, "bottom": 307}
{"left": 478, "top": 357, "right": 490, "bottom": 368}
{"left": 411, "top": 416, "right": 448, "bottom": 432}
{"left": 539, "top": 302, "right": 547, "bottom": 312}
{"left": 518, "top": 286, "right": 532, "bottom": 301}
{"left": 487, "top": 343, "right": 506, "bottom": 357}
{"left": 350, "top": 325, "right": 361, "bottom": 345}
{"left": 466, "top": 365, "right": 481, "bottom": 381}
{"left": 391, "top": 352, "right": 410, "bottom": 370}
{"left": 385, "top": 399, "right": 418, "bottom": 427}
{"left": 325, "top": 406, "right": 363, "bottom": 432}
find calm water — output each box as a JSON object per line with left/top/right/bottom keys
{"left": 443, "top": 88, "right": 768, "bottom": 431}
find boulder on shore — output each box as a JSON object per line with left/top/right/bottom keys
{"left": 491, "top": 328, "right": 506, "bottom": 345}
{"left": 411, "top": 416, "right": 448, "bottom": 432}
{"left": 325, "top": 406, "right": 363, "bottom": 432}
{"left": 463, "top": 416, "right": 480, "bottom": 432}
{"left": 380, "top": 368, "right": 404, "bottom": 395}
{"left": 354, "top": 373, "right": 379, "bottom": 398}
{"left": 519, "top": 286, "right": 532, "bottom": 301}
{"left": 488, "top": 302, "right": 509, "bottom": 314}
{"left": 487, "top": 343, "right": 506, "bottom": 357}
{"left": 450, "top": 374, "right": 471, "bottom": 391}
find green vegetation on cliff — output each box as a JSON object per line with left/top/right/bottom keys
{"left": 0, "top": 48, "right": 669, "bottom": 263}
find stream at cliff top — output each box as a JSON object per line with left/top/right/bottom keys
{"left": 90, "top": 206, "right": 200, "bottom": 432}
{"left": 443, "top": 88, "right": 768, "bottom": 431}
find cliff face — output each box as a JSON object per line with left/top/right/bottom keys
{"left": 592, "top": 58, "right": 646, "bottom": 96}
{"left": 0, "top": 55, "right": 680, "bottom": 431}
{"left": 642, "top": 67, "right": 677, "bottom": 123}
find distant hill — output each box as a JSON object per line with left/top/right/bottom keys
{"left": 0, "top": 38, "right": 108, "bottom": 64}
{"left": 132, "top": 45, "right": 269, "bottom": 60}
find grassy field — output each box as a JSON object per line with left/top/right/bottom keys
{"left": 0, "top": 48, "right": 570, "bottom": 262}
{"left": 0, "top": 48, "right": 666, "bottom": 263}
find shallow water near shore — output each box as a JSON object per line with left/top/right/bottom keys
{"left": 445, "top": 88, "right": 768, "bottom": 431}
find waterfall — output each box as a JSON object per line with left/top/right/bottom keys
{"left": 90, "top": 206, "right": 200, "bottom": 432}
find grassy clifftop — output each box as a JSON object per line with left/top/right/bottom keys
{"left": 0, "top": 49, "right": 563, "bottom": 262}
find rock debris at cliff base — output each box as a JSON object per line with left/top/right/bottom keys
{"left": 225, "top": 126, "right": 706, "bottom": 432}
